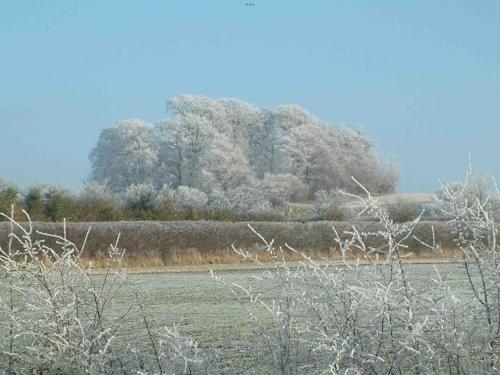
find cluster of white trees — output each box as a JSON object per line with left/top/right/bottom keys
{"left": 90, "top": 95, "right": 398, "bottom": 213}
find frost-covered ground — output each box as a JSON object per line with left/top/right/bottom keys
{"left": 110, "top": 263, "right": 468, "bottom": 372}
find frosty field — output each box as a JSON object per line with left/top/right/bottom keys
{"left": 107, "top": 262, "right": 471, "bottom": 372}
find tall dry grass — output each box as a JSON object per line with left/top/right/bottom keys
{"left": 0, "top": 220, "right": 474, "bottom": 268}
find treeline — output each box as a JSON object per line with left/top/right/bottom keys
{"left": 2, "top": 167, "right": 497, "bottom": 223}
{"left": 0, "top": 180, "right": 303, "bottom": 222}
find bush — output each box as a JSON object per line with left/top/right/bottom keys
{"left": 24, "top": 185, "right": 46, "bottom": 220}
{"left": 259, "top": 173, "right": 308, "bottom": 207}
{"left": 0, "top": 180, "right": 21, "bottom": 221}
{"left": 313, "top": 189, "right": 348, "bottom": 221}
{"left": 386, "top": 199, "right": 425, "bottom": 223}
{"left": 123, "top": 183, "right": 157, "bottom": 219}
{"left": 77, "top": 182, "right": 124, "bottom": 221}
{"left": 175, "top": 186, "right": 208, "bottom": 219}
{"left": 43, "top": 186, "right": 75, "bottom": 221}
{"left": 152, "top": 184, "right": 182, "bottom": 220}
{"left": 436, "top": 168, "right": 500, "bottom": 214}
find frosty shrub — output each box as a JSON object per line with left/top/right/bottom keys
{"left": 78, "top": 181, "right": 123, "bottom": 221}
{"left": 386, "top": 199, "right": 425, "bottom": 223}
{"left": 175, "top": 186, "right": 208, "bottom": 211}
{"left": 80, "top": 180, "right": 112, "bottom": 199}
{"left": 224, "top": 184, "right": 287, "bottom": 221}
{"left": 214, "top": 170, "right": 499, "bottom": 374}
{"left": 202, "top": 189, "right": 235, "bottom": 221}
{"left": 175, "top": 186, "right": 209, "bottom": 220}
{"left": 0, "top": 209, "right": 216, "bottom": 374}
{"left": 123, "top": 183, "right": 157, "bottom": 218}
{"left": 155, "top": 184, "right": 177, "bottom": 206}
{"left": 313, "top": 189, "right": 349, "bottom": 221}
{"left": 153, "top": 184, "right": 181, "bottom": 220}
{"left": 437, "top": 167, "right": 500, "bottom": 220}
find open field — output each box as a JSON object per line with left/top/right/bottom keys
{"left": 104, "top": 262, "right": 473, "bottom": 373}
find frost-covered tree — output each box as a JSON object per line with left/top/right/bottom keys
{"left": 246, "top": 109, "right": 285, "bottom": 176}
{"left": 90, "top": 119, "right": 158, "bottom": 192}
{"left": 167, "top": 94, "right": 229, "bottom": 135}
{"left": 89, "top": 95, "right": 399, "bottom": 211}
{"left": 219, "top": 98, "right": 262, "bottom": 152}
{"left": 201, "top": 135, "right": 253, "bottom": 192}
{"left": 157, "top": 113, "right": 214, "bottom": 188}
{"left": 332, "top": 127, "right": 400, "bottom": 193}
{"left": 281, "top": 122, "right": 342, "bottom": 193}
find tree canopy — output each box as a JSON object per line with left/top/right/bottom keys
{"left": 90, "top": 95, "right": 398, "bottom": 207}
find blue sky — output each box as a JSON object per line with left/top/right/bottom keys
{"left": 0, "top": 0, "right": 499, "bottom": 192}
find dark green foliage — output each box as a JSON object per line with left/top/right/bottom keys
{"left": 24, "top": 186, "right": 46, "bottom": 220}
{"left": 0, "top": 185, "right": 19, "bottom": 221}
{"left": 43, "top": 187, "right": 75, "bottom": 221}
{"left": 76, "top": 195, "right": 124, "bottom": 221}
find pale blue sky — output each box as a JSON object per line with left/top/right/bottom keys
{"left": 1, "top": 0, "right": 499, "bottom": 192}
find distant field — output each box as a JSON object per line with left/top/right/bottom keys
{"left": 288, "top": 192, "right": 434, "bottom": 220}
{"left": 111, "top": 263, "right": 471, "bottom": 372}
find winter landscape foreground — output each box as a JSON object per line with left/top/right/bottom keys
{"left": 13, "top": 263, "right": 479, "bottom": 373}
{"left": 0, "top": 167, "right": 498, "bottom": 374}
{"left": 0, "top": 97, "right": 498, "bottom": 372}
{"left": 0, "top": 94, "right": 498, "bottom": 375}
